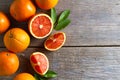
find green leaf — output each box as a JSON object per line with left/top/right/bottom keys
{"left": 39, "top": 78, "right": 45, "bottom": 80}
{"left": 34, "top": 73, "right": 45, "bottom": 80}
{"left": 58, "top": 10, "right": 70, "bottom": 23}
{"left": 54, "top": 19, "right": 71, "bottom": 30}
{"left": 34, "top": 74, "right": 40, "bottom": 80}
{"left": 51, "top": 8, "right": 57, "bottom": 24}
{"left": 44, "top": 70, "right": 57, "bottom": 78}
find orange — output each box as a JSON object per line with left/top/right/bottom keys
{"left": 0, "top": 51, "right": 19, "bottom": 76}
{"left": 4, "top": 28, "right": 30, "bottom": 53}
{"left": 30, "top": 52, "right": 49, "bottom": 75}
{"left": 28, "top": 13, "right": 53, "bottom": 39}
{"left": 10, "top": 0, "right": 36, "bottom": 22}
{"left": 35, "top": 0, "right": 58, "bottom": 10}
{"left": 0, "top": 12, "right": 10, "bottom": 34}
{"left": 44, "top": 32, "right": 66, "bottom": 51}
{"left": 13, "top": 73, "right": 35, "bottom": 80}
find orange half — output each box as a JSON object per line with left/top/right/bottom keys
{"left": 30, "top": 52, "right": 49, "bottom": 75}
{"left": 44, "top": 32, "right": 66, "bottom": 51}
{"left": 29, "top": 13, "right": 53, "bottom": 39}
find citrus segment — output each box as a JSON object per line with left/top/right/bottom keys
{"left": 30, "top": 52, "right": 49, "bottom": 75}
{"left": 29, "top": 13, "right": 53, "bottom": 39}
{"left": 44, "top": 32, "right": 66, "bottom": 51}
{"left": 34, "top": 65, "right": 47, "bottom": 74}
{"left": 4, "top": 28, "right": 30, "bottom": 53}
{"left": 0, "top": 51, "right": 19, "bottom": 76}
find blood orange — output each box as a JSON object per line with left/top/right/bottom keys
{"left": 44, "top": 32, "right": 66, "bottom": 51}
{"left": 30, "top": 52, "right": 49, "bottom": 75}
{"left": 28, "top": 13, "right": 53, "bottom": 39}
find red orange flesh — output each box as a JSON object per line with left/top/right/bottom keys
{"left": 29, "top": 13, "right": 53, "bottom": 39}
{"left": 44, "top": 32, "right": 66, "bottom": 51}
{"left": 30, "top": 52, "right": 49, "bottom": 75}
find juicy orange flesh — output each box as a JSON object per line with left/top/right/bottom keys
{"left": 32, "top": 16, "right": 52, "bottom": 37}
{"left": 31, "top": 54, "right": 48, "bottom": 74}
{"left": 45, "top": 33, "right": 64, "bottom": 49}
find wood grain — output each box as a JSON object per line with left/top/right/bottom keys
{"left": 0, "top": 47, "right": 120, "bottom": 80}
{"left": 1, "top": 0, "right": 120, "bottom": 80}
{"left": 1, "top": 0, "right": 120, "bottom": 46}
{"left": 1, "top": 25, "right": 120, "bottom": 47}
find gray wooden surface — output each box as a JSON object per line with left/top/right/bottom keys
{"left": 1, "top": 0, "right": 120, "bottom": 80}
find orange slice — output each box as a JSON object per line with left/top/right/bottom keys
{"left": 30, "top": 52, "right": 49, "bottom": 75}
{"left": 44, "top": 32, "right": 66, "bottom": 51}
{"left": 29, "top": 13, "right": 53, "bottom": 39}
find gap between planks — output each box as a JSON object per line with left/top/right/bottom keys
{"left": 1, "top": 45, "right": 120, "bottom": 48}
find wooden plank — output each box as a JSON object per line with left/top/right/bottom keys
{"left": 2, "top": 25, "right": 120, "bottom": 47}
{"left": 1, "top": 0, "right": 120, "bottom": 46}
{"left": 1, "top": 47, "right": 120, "bottom": 80}
{"left": 57, "top": 0, "right": 120, "bottom": 26}
{"left": 0, "top": 0, "right": 11, "bottom": 13}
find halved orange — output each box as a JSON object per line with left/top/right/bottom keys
{"left": 44, "top": 32, "right": 66, "bottom": 51}
{"left": 30, "top": 52, "right": 49, "bottom": 75}
{"left": 28, "top": 13, "right": 53, "bottom": 39}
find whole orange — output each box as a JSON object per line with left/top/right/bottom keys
{"left": 0, "top": 51, "right": 19, "bottom": 76}
{"left": 0, "top": 12, "right": 10, "bottom": 34}
{"left": 10, "top": 0, "right": 36, "bottom": 22}
{"left": 13, "top": 73, "right": 35, "bottom": 80}
{"left": 35, "top": 0, "right": 58, "bottom": 10}
{"left": 4, "top": 28, "right": 30, "bottom": 53}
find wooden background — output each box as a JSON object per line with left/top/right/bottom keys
{"left": 1, "top": 0, "right": 120, "bottom": 80}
